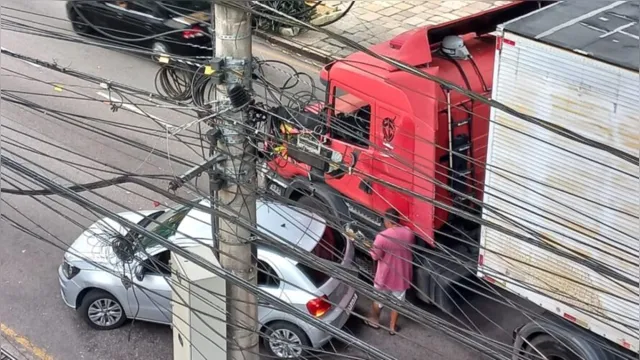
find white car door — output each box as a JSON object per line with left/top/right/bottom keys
{"left": 256, "top": 259, "right": 285, "bottom": 323}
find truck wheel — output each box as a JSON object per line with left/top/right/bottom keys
{"left": 525, "top": 334, "right": 580, "bottom": 360}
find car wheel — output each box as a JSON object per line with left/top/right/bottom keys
{"left": 78, "top": 290, "right": 126, "bottom": 330}
{"left": 151, "top": 42, "right": 170, "bottom": 62}
{"left": 68, "top": 10, "right": 92, "bottom": 35}
{"left": 263, "top": 321, "right": 310, "bottom": 359}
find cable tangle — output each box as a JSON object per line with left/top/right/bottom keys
{"left": 1, "top": 3, "right": 638, "bottom": 360}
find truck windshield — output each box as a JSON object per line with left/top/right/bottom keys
{"left": 138, "top": 205, "right": 192, "bottom": 250}
{"left": 331, "top": 86, "right": 371, "bottom": 148}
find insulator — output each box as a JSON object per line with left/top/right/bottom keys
{"left": 228, "top": 84, "right": 251, "bottom": 109}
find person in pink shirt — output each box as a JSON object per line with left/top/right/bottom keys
{"left": 364, "top": 208, "right": 415, "bottom": 335}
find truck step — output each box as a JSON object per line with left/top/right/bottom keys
{"left": 454, "top": 144, "right": 471, "bottom": 153}
{"left": 453, "top": 118, "right": 470, "bottom": 127}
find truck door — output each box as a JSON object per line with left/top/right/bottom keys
{"left": 325, "top": 82, "right": 374, "bottom": 213}
{"left": 370, "top": 105, "right": 412, "bottom": 223}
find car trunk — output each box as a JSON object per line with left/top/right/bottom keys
{"left": 296, "top": 226, "right": 352, "bottom": 305}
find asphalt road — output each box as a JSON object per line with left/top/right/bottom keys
{"left": 0, "top": 2, "right": 537, "bottom": 360}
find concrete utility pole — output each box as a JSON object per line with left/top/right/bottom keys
{"left": 211, "top": 2, "right": 259, "bottom": 360}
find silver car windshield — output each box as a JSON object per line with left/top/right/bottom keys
{"left": 138, "top": 205, "right": 191, "bottom": 250}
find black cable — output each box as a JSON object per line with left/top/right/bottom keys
{"left": 0, "top": 174, "right": 150, "bottom": 196}
{"left": 155, "top": 64, "right": 193, "bottom": 102}
{"left": 3, "top": 119, "right": 632, "bottom": 358}
{"left": 0, "top": 39, "right": 576, "bottom": 358}
{"left": 5, "top": 24, "right": 636, "bottom": 354}
{"left": 2, "top": 154, "right": 401, "bottom": 360}
{"left": 2, "top": 141, "right": 512, "bottom": 358}
{"left": 3, "top": 101, "right": 636, "bottom": 330}
{"left": 2, "top": 160, "right": 632, "bottom": 360}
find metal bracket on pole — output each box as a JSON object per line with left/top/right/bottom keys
{"left": 223, "top": 57, "right": 252, "bottom": 86}
{"left": 216, "top": 33, "right": 252, "bottom": 41}
{"left": 168, "top": 154, "right": 227, "bottom": 191}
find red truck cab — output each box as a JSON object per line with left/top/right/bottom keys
{"left": 264, "top": 2, "right": 542, "bottom": 252}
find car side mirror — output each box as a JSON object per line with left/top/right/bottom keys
{"left": 134, "top": 264, "right": 145, "bottom": 281}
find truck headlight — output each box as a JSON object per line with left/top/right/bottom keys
{"left": 62, "top": 261, "right": 80, "bottom": 279}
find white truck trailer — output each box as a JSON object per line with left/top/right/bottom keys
{"left": 478, "top": 1, "right": 639, "bottom": 360}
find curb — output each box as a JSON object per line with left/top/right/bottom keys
{"left": 253, "top": 29, "right": 336, "bottom": 65}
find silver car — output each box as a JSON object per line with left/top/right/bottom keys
{"left": 58, "top": 199, "right": 357, "bottom": 358}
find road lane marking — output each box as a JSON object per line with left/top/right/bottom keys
{"left": 0, "top": 323, "right": 54, "bottom": 360}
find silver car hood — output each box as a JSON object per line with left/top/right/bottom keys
{"left": 64, "top": 210, "right": 159, "bottom": 269}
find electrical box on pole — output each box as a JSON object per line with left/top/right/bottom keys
{"left": 171, "top": 245, "right": 227, "bottom": 360}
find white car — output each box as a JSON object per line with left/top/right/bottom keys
{"left": 59, "top": 199, "right": 357, "bottom": 358}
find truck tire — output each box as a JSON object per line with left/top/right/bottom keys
{"left": 525, "top": 334, "right": 581, "bottom": 360}
{"left": 417, "top": 243, "right": 475, "bottom": 312}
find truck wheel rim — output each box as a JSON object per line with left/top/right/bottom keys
{"left": 269, "top": 329, "right": 302, "bottom": 358}
{"left": 88, "top": 299, "right": 122, "bottom": 327}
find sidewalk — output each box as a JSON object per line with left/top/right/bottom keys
{"left": 256, "top": 0, "right": 512, "bottom": 63}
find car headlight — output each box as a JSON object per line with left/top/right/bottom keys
{"left": 62, "top": 261, "right": 80, "bottom": 279}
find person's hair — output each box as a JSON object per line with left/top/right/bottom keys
{"left": 384, "top": 208, "right": 401, "bottom": 225}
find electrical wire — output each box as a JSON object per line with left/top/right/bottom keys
{"left": 6, "top": 126, "right": 636, "bottom": 352}
{"left": 227, "top": 0, "right": 639, "bottom": 165}
{"left": 1, "top": 156, "right": 510, "bottom": 360}
{"left": 2, "top": 105, "right": 632, "bottom": 360}
{"left": 5, "top": 88, "right": 636, "bottom": 348}
{"left": 6, "top": 67, "right": 636, "bottom": 310}
{"left": 3, "top": 69, "right": 636, "bottom": 306}
{"left": 1, "top": 126, "right": 528, "bottom": 358}
{"left": 2, "top": 145, "right": 632, "bottom": 358}
{"left": 3, "top": 20, "right": 636, "bottom": 360}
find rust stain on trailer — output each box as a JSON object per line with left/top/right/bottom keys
{"left": 500, "top": 234, "right": 606, "bottom": 317}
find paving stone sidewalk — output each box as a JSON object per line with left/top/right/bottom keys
{"left": 263, "top": 0, "right": 514, "bottom": 61}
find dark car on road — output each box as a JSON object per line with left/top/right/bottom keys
{"left": 66, "top": 0, "right": 213, "bottom": 60}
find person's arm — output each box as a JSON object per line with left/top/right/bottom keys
{"left": 369, "top": 234, "right": 385, "bottom": 261}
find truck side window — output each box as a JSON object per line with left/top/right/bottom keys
{"left": 331, "top": 86, "right": 371, "bottom": 148}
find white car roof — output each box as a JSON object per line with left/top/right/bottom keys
{"left": 173, "top": 199, "right": 327, "bottom": 256}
